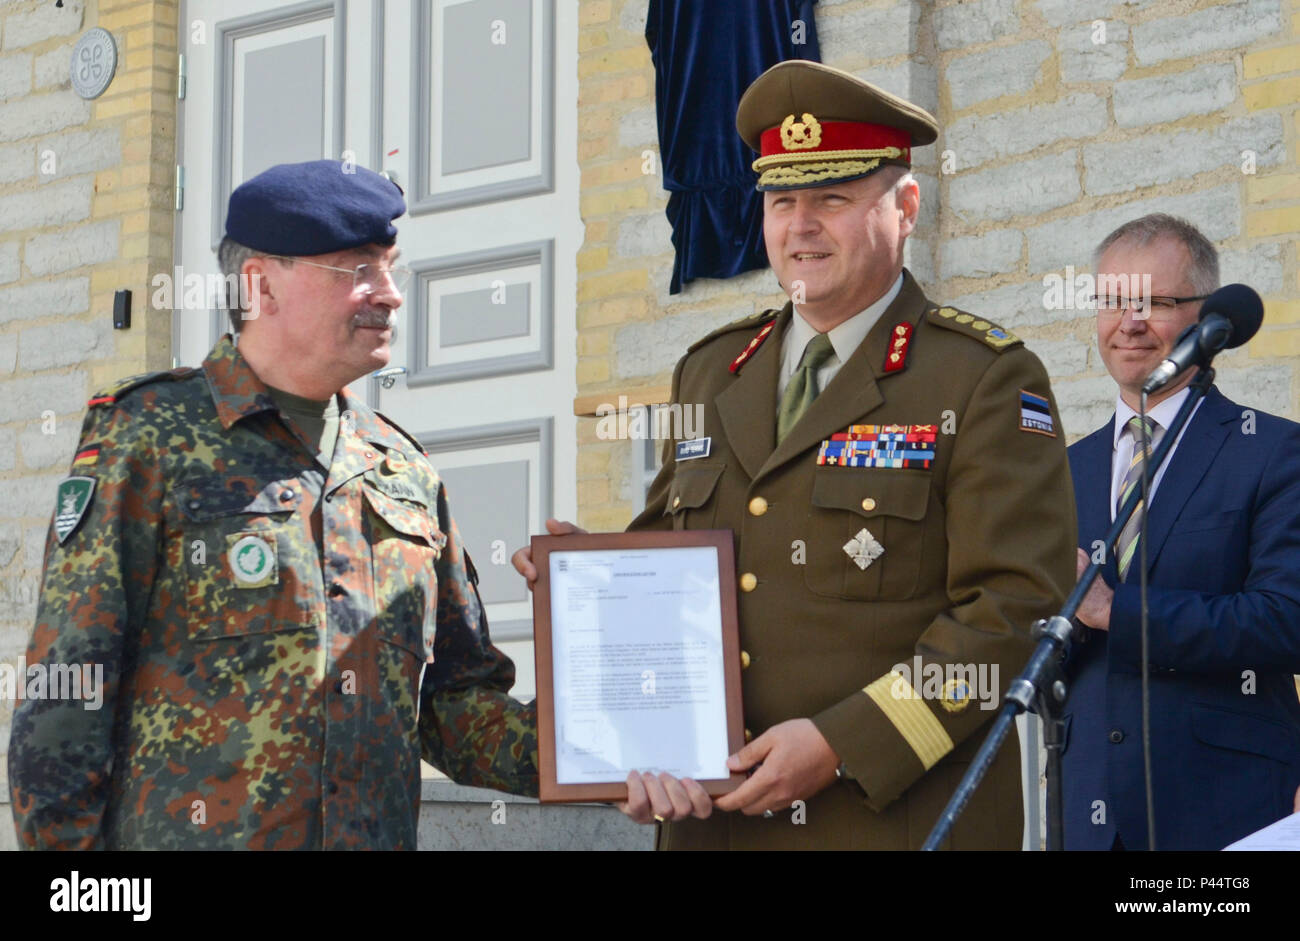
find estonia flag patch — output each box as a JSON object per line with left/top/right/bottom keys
{"left": 1019, "top": 389, "right": 1055, "bottom": 437}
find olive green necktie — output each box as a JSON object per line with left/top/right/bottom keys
{"left": 777, "top": 333, "right": 836, "bottom": 443}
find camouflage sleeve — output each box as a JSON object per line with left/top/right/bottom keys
{"left": 418, "top": 482, "right": 539, "bottom": 797}
{"left": 8, "top": 401, "right": 163, "bottom": 849}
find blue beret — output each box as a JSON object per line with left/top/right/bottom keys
{"left": 225, "top": 159, "right": 406, "bottom": 256}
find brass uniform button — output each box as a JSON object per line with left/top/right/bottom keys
{"left": 672, "top": 496, "right": 681, "bottom": 509}
{"left": 740, "top": 650, "right": 751, "bottom": 670}
{"left": 748, "top": 496, "right": 768, "bottom": 516}
{"left": 739, "top": 573, "right": 758, "bottom": 592}
{"left": 861, "top": 497, "right": 876, "bottom": 512}
{"left": 744, "top": 728, "right": 754, "bottom": 743}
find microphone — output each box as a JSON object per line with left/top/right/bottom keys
{"left": 1141, "top": 284, "right": 1264, "bottom": 395}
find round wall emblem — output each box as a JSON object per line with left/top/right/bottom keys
{"left": 229, "top": 534, "right": 275, "bottom": 585}
{"left": 70, "top": 28, "right": 118, "bottom": 100}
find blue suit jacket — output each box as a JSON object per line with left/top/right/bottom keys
{"left": 1062, "top": 385, "right": 1300, "bottom": 850}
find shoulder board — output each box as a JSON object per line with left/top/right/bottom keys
{"left": 685, "top": 307, "right": 781, "bottom": 355}
{"left": 925, "top": 306, "right": 1022, "bottom": 352}
{"left": 86, "top": 366, "right": 198, "bottom": 408}
{"left": 374, "top": 410, "right": 430, "bottom": 457}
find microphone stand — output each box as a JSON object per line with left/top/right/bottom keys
{"left": 922, "top": 366, "right": 1217, "bottom": 851}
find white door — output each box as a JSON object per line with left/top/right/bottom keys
{"left": 175, "top": 0, "right": 581, "bottom": 737}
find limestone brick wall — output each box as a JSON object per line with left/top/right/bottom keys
{"left": 0, "top": 0, "right": 178, "bottom": 849}
{"left": 574, "top": 0, "right": 1299, "bottom": 531}
{"left": 936, "top": 0, "right": 1298, "bottom": 437}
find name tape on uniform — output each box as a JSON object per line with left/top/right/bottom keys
{"left": 676, "top": 437, "right": 712, "bottom": 461}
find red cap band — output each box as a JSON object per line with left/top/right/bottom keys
{"left": 760, "top": 120, "right": 910, "bottom": 158}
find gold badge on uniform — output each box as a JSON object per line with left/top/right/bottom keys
{"left": 780, "top": 112, "right": 823, "bottom": 150}
{"left": 843, "top": 527, "right": 884, "bottom": 570}
{"left": 941, "top": 677, "right": 973, "bottom": 714}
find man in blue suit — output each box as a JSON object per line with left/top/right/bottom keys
{"left": 1062, "top": 213, "right": 1300, "bottom": 851}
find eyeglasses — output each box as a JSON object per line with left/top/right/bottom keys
{"left": 1090, "top": 294, "right": 1208, "bottom": 322}
{"left": 266, "top": 255, "right": 412, "bottom": 295}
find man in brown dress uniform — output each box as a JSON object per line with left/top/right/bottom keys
{"left": 518, "top": 61, "right": 1076, "bottom": 849}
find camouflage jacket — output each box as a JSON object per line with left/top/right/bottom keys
{"left": 8, "top": 335, "right": 538, "bottom": 849}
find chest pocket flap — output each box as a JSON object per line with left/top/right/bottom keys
{"left": 363, "top": 485, "right": 445, "bottom": 550}
{"left": 807, "top": 469, "right": 932, "bottom": 601}
{"left": 664, "top": 462, "right": 726, "bottom": 528}
{"left": 173, "top": 477, "right": 308, "bottom": 642}
{"left": 175, "top": 478, "right": 297, "bottom": 521}
{"left": 811, "top": 469, "right": 930, "bottom": 520}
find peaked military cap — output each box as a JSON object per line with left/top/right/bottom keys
{"left": 736, "top": 60, "right": 939, "bottom": 191}
{"left": 225, "top": 159, "right": 406, "bottom": 256}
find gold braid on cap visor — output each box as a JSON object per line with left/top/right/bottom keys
{"left": 752, "top": 147, "right": 908, "bottom": 188}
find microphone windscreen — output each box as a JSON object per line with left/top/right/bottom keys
{"left": 1199, "top": 283, "right": 1263, "bottom": 349}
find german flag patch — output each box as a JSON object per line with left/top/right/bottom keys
{"left": 72, "top": 446, "right": 100, "bottom": 467}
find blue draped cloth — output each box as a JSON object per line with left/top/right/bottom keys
{"left": 646, "top": 0, "right": 821, "bottom": 294}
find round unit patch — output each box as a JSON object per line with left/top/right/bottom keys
{"left": 228, "top": 534, "right": 276, "bottom": 587}
{"left": 940, "top": 677, "right": 973, "bottom": 714}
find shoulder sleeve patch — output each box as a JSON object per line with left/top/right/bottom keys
{"left": 926, "top": 306, "right": 1022, "bottom": 352}
{"left": 87, "top": 366, "right": 198, "bottom": 408}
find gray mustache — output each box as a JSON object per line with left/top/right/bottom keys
{"left": 353, "top": 309, "right": 395, "bottom": 330}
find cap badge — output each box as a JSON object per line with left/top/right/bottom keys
{"left": 780, "top": 113, "right": 823, "bottom": 151}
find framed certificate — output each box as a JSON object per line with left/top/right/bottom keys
{"left": 531, "top": 530, "right": 746, "bottom": 803}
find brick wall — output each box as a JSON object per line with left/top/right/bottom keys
{"left": 574, "top": 0, "right": 1299, "bottom": 529}
{"left": 937, "top": 0, "right": 1297, "bottom": 437}
{"left": 0, "top": 0, "right": 178, "bottom": 849}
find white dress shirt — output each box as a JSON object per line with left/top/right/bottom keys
{"left": 1109, "top": 386, "right": 1205, "bottom": 521}
{"left": 776, "top": 272, "right": 905, "bottom": 404}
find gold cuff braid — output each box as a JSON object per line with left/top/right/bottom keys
{"left": 863, "top": 671, "right": 954, "bottom": 770}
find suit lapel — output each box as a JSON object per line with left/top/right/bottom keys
{"left": 1141, "top": 387, "right": 1233, "bottom": 571}
{"left": 716, "top": 305, "right": 788, "bottom": 480}
{"left": 755, "top": 274, "right": 927, "bottom": 480}
{"left": 1071, "top": 423, "right": 1118, "bottom": 582}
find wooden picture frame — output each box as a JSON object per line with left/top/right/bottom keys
{"left": 531, "top": 530, "right": 746, "bottom": 803}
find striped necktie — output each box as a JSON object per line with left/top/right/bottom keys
{"left": 1115, "top": 415, "right": 1163, "bottom": 582}
{"left": 777, "top": 333, "right": 836, "bottom": 444}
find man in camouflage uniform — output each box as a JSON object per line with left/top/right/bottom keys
{"left": 9, "top": 160, "right": 537, "bottom": 849}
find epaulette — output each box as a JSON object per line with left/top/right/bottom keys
{"left": 375, "top": 410, "right": 430, "bottom": 457}
{"left": 925, "top": 306, "right": 1022, "bottom": 352}
{"left": 685, "top": 307, "right": 780, "bottom": 356}
{"left": 85, "top": 366, "right": 198, "bottom": 408}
